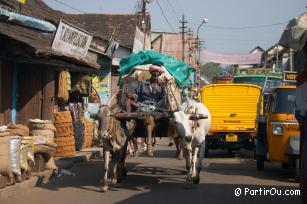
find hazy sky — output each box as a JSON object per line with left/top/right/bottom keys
{"left": 43, "top": 0, "right": 306, "bottom": 53}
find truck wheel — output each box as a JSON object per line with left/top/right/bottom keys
{"left": 256, "top": 156, "right": 264, "bottom": 171}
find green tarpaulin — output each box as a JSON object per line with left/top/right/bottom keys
{"left": 118, "top": 50, "right": 194, "bottom": 88}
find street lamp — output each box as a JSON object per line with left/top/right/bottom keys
{"left": 196, "top": 18, "right": 208, "bottom": 93}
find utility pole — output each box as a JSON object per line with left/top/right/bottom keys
{"left": 275, "top": 44, "right": 279, "bottom": 72}
{"left": 179, "top": 15, "right": 188, "bottom": 62}
{"left": 142, "top": 0, "right": 147, "bottom": 50}
{"left": 289, "top": 48, "right": 294, "bottom": 71}
{"left": 187, "top": 29, "right": 194, "bottom": 66}
{"left": 140, "top": 0, "right": 153, "bottom": 50}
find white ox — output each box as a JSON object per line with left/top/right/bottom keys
{"left": 173, "top": 98, "right": 211, "bottom": 188}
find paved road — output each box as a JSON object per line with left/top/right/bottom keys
{"left": 1, "top": 138, "right": 301, "bottom": 204}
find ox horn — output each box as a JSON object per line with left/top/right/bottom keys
{"left": 107, "top": 92, "right": 118, "bottom": 108}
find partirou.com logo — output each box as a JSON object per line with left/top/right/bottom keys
{"left": 234, "top": 187, "right": 300, "bottom": 197}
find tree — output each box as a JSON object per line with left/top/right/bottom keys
{"left": 200, "top": 62, "right": 222, "bottom": 81}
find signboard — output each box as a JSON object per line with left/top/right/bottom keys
{"left": 52, "top": 20, "right": 93, "bottom": 59}
{"left": 132, "top": 27, "right": 144, "bottom": 53}
{"left": 92, "top": 72, "right": 111, "bottom": 104}
{"left": 17, "top": 0, "right": 25, "bottom": 4}
{"left": 239, "top": 68, "right": 272, "bottom": 75}
{"left": 283, "top": 71, "right": 297, "bottom": 82}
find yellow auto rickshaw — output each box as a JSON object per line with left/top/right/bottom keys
{"left": 256, "top": 86, "right": 300, "bottom": 177}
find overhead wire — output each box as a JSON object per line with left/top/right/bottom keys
{"left": 51, "top": 0, "right": 85, "bottom": 13}
{"left": 155, "top": 0, "right": 176, "bottom": 32}
{"left": 160, "top": 0, "right": 179, "bottom": 22}
{"left": 205, "top": 38, "right": 276, "bottom": 42}
{"left": 189, "top": 21, "right": 287, "bottom": 30}
{"left": 164, "top": 0, "right": 180, "bottom": 21}
{"left": 206, "top": 22, "right": 287, "bottom": 30}
{"left": 174, "top": 0, "right": 185, "bottom": 15}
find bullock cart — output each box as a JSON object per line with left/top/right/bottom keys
{"left": 98, "top": 50, "right": 210, "bottom": 191}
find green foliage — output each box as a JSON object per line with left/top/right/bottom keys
{"left": 200, "top": 63, "right": 222, "bottom": 81}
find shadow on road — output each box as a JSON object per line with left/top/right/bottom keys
{"left": 110, "top": 165, "right": 301, "bottom": 204}
{"left": 113, "top": 181, "right": 301, "bottom": 204}
{"left": 136, "top": 149, "right": 179, "bottom": 159}
{"left": 36, "top": 149, "right": 300, "bottom": 204}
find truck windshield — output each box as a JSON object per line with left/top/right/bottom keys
{"left": 233, "top": 77, "right": 282, "bottom": 93}
{"left": 272, "top": 88, "right": 296, "bottom": 114}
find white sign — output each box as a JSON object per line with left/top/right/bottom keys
{"left": 132, "top": 27, "right": 144, "bottom": 53}
{"left": 52, "top": 20, "right": 93, "bottom": 59}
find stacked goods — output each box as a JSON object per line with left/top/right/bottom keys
{"left": 0, "top": 136, "right": 13, "bottom": 184}
{"left": 0, "top": 125, "right": 29, "bottom": 184}
{"left": 81, "top": 118, "right": 95, "bottom": 148}
{"left": 0, "top": 135, "right": 22, "bottom": 184}
{"left": 29, "top": 119, "right": 57, "bottom": 143}
{"left": 20, "top": 136, "right": 34, "bottom": 174}
{"left": 6, "top": 124, "right": 29, "bottom": 137}
{"left": 53, "top": 111, "right": 76, "bottom": 157}
{"left": 10, "top": 136, "right": 22, "bottom": 181}
{"left": 28, "top": 119, "right": 57, "bottom": 170}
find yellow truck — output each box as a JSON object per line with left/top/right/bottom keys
{"left": 201, "top": 84, "right": 262, "bottom": 154}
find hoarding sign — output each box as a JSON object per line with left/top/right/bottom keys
{"left": 52, "top": 20, "right": 93, "bottom": 59}
{"left": 283, "top": 71, "right": 297, "bottom": 82}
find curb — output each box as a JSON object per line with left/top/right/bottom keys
{"left": 0, "top": 169, "right": 54, "bottom": 200}
{"left": 54, "top": 147, "right": 103, "bottom": 169}
{"left": 0, "top": 147, "right": 103, "bottom": 200}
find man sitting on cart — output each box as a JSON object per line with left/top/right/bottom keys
{"left": 125, "top": 63, "right": 166, "bottom": 112}
{"left": 124, "top": 63, "right": 166, "bottom": 157}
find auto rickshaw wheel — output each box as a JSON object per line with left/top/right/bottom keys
{"left": 256, "top": 156, "right": 264, "bottom": 171}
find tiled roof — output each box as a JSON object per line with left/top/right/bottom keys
{"left": 0, "top": 0, "right": 110, "bottom": 68}
{"left": 69, "top": 13, "right": 151, "bottom": 48}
